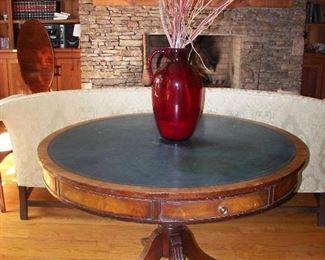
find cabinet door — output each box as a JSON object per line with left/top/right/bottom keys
{"left": 6, "top": 58, "right": 30, "bottom": 95}
{"left": 0, "top": 58, "right": 9, "bottom": 98}
{"left": 301, "top": 58, "right": 324, "bottom": 99}
{"left": 54, "top": 58, "right": 81, "bottom": 90}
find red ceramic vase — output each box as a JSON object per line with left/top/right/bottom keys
{"left": 148, "top": 48, "right": 203, "bottom": 141}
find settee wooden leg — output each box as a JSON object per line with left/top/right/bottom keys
{"left": 319, "top": 193, "right": 325, "bottom": 227}
{"left": 18, "top": 186, "right": 28, "bottom": 220}
{"left": 0, "top": 172, "right": 5, "bottom": 213}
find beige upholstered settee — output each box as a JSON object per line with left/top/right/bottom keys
{"left": 0, "top": 88, "right": 324, "bottom": 222}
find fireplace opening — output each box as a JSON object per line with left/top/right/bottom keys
{"left": 143, "top": 34, "right": 241, "bottom": 88}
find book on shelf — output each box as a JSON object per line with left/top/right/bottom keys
{"left": 13, "top": 0, "right": 57, "bottom": 20}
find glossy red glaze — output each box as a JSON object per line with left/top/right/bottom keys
{"left": 148, "top": 48, "right": 203, "bottom": 141}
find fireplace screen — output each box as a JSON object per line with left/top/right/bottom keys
{"left": 143, "top": 34, "right": 237, "bottom": 88}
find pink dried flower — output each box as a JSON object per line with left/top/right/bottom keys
{"left": 159, "top": 0, "right": 235, "bottom": 48}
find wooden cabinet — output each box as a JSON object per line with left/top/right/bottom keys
{"left": 0, "top": 51, "right": 29, "bottom": 98}
{"left": 6, "top": 57, "right": 30, "bottom": 95}
{"left": 0, "top": 49, "right": 80, "bottom": 98}
{"left": 301, "top": 53, "right": 325, "bottom": 99}
{"left": 51, "top": 50, "right": 81, "bottom": 91}
{"left": 0, "top": 58, "right": 10, "bottom": 98}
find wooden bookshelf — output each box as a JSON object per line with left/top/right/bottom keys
{"left": 302, "top": 1, "right": 325, "bottom": 99}
{"left": 0, "top": 0, "right": 79, "bottom": 50}
{"left": 305, "top": 0, "right": 325, "bottom": 45}
{"left": 0, "top": 1, "right": 81, "bottom": 98}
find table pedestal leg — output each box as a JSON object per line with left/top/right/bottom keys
{"left": 137, "top": 224, "right": 215, "bottom": 260}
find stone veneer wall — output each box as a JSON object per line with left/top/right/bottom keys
{"left": 231, "top": 36, "right": 242, "bottom": 88}
{"left": 79, "top": 0, "right": 306, "bottom": 92}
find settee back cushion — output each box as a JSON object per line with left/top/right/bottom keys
{"left": 0, "top": 88, "right": 151, "bottom": 187}
{"left": 204, "top": 88, "right": 325, "bottom": 192}
{"left": 0, "top": 87, "right": 324, "bottom": 192}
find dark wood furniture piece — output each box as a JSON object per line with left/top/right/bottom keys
{"left": 301, "top": 53, "right": 325, "bottom": 99}
{"left": 301, "top": 0, "right": 325, "bottom": 99}
{"left": 38, "top": 114, "right": 308, "bottom": 260}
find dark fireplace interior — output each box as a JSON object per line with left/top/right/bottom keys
{"left": 144, "top": 34, "right": 241, "bottom": 88}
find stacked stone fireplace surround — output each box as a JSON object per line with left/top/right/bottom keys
{"left": 79, "top": 0, "right": 306, "bottom": 92}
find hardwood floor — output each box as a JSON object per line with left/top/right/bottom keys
{"left": 1, "top": 154, "right": 325, "bottom": 260}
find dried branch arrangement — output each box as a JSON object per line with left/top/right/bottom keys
{"left": 159, "top": 0, "right": 235, "bottom": 48}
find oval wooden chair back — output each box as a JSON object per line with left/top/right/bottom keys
{"left": 17, "top": 20, "right": 54, "bottom": 93}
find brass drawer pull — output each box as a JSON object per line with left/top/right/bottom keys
{"left": 218, "top": 205, "right": 228, "bottom": 215}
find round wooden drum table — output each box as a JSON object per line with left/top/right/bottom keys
{"left": 38, "top": 114, "right": 308, "bottom": 260}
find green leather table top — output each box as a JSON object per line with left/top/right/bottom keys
{"left": 47, "top": 114, "right": 296, "bottom": 188}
